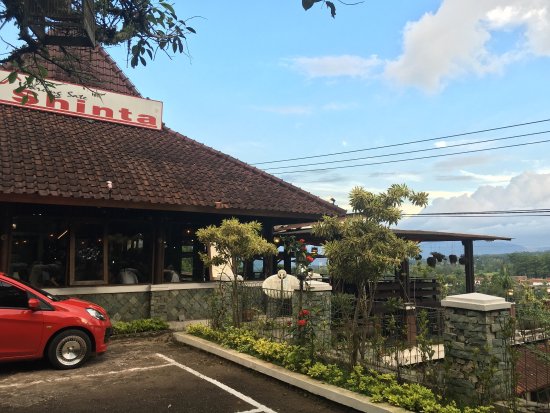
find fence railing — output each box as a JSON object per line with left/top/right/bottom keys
{"left": 204, "top": 281, "right": 550, "bottom": 408}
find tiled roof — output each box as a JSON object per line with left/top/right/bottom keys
{"left": 0, "top": 47, "right": 344, "bottom": 219}
{"left": 3, "top": 46, "right": 140, "bottom": 97}
{"left": 516, "top": 343, "right": 550, "bottom": 394}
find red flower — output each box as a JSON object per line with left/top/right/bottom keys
{"left": 306, "top": 256, "right": 314, "bottom": 263}
{"left": 297, "top": 319, "right": 307, "bottom": 327}
{"left": 299, "top": 239, "right": 306, "bottom": 244}
{"left": 301, "top": 246, "right": 307, "bottom": 251}
{"left": 287, "top": 321, "right": 292, "bottom": 327}
{"left": 299, "top": 309, "right": 310, "bottom": 317}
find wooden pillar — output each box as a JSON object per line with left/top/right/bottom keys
{"left": 0, "top": 206, "right": 11, "bottom": 273}
{"left": 153, "top": 223, "right": 165, "bottom": 284}
{"left": 262, "top": 221, "right": 275, "bottom": 279}
{"left": 462, "top": 240, "right": 475, "bottom": 293}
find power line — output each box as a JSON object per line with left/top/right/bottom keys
{"left": 252, "top": 117, "right": 550, "bottom": 166}
{"left": 263, "top": 129, "right": 550, "bottom": 171}
{"left": 272, "top": 137, "right": 550, "bottom": 175}
{"left": 405, "top": 208, "right": 550, "bottom": 216}
{"left": 403, "top": 214, "right": 550, "bottom": 218}
{"left": 401, "top": 208, "right": 550, "bottom": 218}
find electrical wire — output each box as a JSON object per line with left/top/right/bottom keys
{"left": 271, "top": 137, "right": 550, "bottom": 175}
{"left": 263, "top": 129, "right": 550, "bottom": 171}
{"left": 402, "top": 208, "right": 550, "bottom": 218}
{"left": 252, "top": 117, "right": 550, "bottom": 166}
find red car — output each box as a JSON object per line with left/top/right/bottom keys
{"left": 0, "top": 273, "right": 112, "bottom": 369}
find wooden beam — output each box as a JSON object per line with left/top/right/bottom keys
{"left": 462, "top": 240, "right": 475, "bottom": 293}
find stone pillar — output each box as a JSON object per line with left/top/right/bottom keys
{"left": 441, "top": 293, "right": 513, "bottom": 406}
{"left": 292, "top": 281, "right": 332, "bottom": 349}
{"left": 150, "top": 289, "right": 169, "bottom": 320}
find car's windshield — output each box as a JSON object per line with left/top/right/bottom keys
{"left": 15, "top": 278, "right": 65, "bottom": 301}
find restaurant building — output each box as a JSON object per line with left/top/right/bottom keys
{"left": 0, "top": 46, "right": 344, "bottom": 320}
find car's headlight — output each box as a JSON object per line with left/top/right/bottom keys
{"left": 86, "top": 308, "right": 106, "bottom": 320}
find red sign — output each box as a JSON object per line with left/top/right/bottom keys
{"left": 0, "top": 70, "right": 163, "bottom": 130}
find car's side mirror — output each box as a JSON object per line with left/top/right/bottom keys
{"left": 28, "top": 298, "right": 41, "bottom": 311}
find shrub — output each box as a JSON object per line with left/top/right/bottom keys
{"left": 185, "top": 324, "right": 493, "bottom": 413}
{"left": 112, "top": 318, "right": 169, "bottom": 335}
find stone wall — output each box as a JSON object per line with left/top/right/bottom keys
{"left": 150, "top": 288, "right": 214, "bottom": 321}
{"left": 56, "top": 284, "right": 216, "bottom": 322}
{"left": 442, "top": 293, "right": 513, "bottom": 406}
{"left": 68, "top": 292, "right": 150, "bottom": 321}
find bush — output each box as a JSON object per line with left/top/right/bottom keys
{"left": 185, "top": 324, "right": 493, "bottom": 413}
{"left": 112, "top": 318, "right": 170, "bottom": 335}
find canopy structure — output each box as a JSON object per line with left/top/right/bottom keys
{"left": 273, "top": 223, "right": 512, "bottom": 294}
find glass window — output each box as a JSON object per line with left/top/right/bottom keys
{"left": 9, "top": 218, "right": 69, "bottom": 288}
{"left": 108, "top": 222, "right": 153, "bottom": 284}
{"left": 163, "top": 227, "right": 204, "bottom": 282}
{"left": 74, "top": 224, "right": 105, "bottom": 283}
{"left": 0, "top": 281, "right": 29, "bottom": 308}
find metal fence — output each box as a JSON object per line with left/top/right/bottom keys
{"left": 204, "top": 282, "right": 550, "bottom": 408}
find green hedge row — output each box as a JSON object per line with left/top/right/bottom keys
{"left": 112, "top": 318, "right": 170, "bottom": 335}
{"left": 186, "top": 324, "right": 492, "bottom": 413}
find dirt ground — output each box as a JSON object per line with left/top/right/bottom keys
{"left": 0, "top": 333, "right": 358, "bottom": 412}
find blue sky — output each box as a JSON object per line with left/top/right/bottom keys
{"left": 3, "top": 0, "right": 550, "bottom": 251}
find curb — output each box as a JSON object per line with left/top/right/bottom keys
{"left": 173, "top": 332, "right": 408, "bottom": 413}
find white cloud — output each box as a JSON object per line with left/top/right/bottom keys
{"left": 283, "top": 55, "right": 382, "bottom": 79}
{"left": 400, "top": 172, "right": 550, "bottom": 249}
{"left": 458, "top": 170, "right": 514, "bottom": 184}
{"left": 384, "top": 0, "right": 550, "bottom": 92}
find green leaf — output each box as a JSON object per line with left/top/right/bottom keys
{"left": 8, "top": 71, "right": 18, "bottom": 83}
{"left": 139, "top": 56, "right": 147, "bottom": 66}
{"left": 160, "top": 2, "right": 175, "bottom": 15}
{"left": 326, "top": 1, "right": 336, "bottom": 18}
{"left": 302, "top": 0, "right": 315, "bottom": 11}
{"left": 187, "top": 26, "right": 196, "bottom": 34}
{"left": 38, "top": 65, "right": 48, "bottom": 78}
{"left": 21, "top": 95, "right": 28, "bottom": 105}
{"left": 130, "top": 55, "right": 139, "bottom": 68}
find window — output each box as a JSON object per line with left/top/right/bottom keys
{"left": 74, "top": 223, "right": 105, "bottom": 284}
{"left": 108, "top": 222, "right": 153, "bottom": 284}
{"left": 163, "top": 226, "right": 204, "bottom": 282}
{"left": 0, "top": 281, "right": 29, "bottom": 308}
{"left": 9, "top": 217, "right": 69, "bottom": 288}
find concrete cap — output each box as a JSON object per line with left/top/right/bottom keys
{"left": 441, "top": 292, "right": 512, "bottom": 311}
{"left": 302, "top": 280, "right": 332, "bottom": 292}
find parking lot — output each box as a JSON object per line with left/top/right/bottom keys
{"left": 0, "top": 333, "right": 356, "bottom": 412}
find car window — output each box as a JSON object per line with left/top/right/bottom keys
{"left": 7, "top": 278, "right": 64, "bottom": 302}
{"left": 0, "top": 281, "right": 29, "bottom": 308}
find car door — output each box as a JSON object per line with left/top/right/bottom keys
{"left": 0, "top": 280, "right": 44, "bottom": 359}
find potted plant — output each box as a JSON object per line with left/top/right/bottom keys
{"left": 449, "top": 254, "right": 458, "bottom": 264}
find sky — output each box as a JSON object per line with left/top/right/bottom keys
{"left": 3, "top": 0, "right": 550, "bottom": 252}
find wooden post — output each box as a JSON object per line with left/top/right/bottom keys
{"left": 462, "top": 240, "right": 475, "bottom": 293}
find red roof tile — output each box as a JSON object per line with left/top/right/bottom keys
{"left": 0, "top": 47, "right": 344, "bottom": 220}
{"left": 516, "top": 343, "right": 550, "bottom": 394}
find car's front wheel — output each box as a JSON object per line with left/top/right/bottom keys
{"left": 47, "top": 329, "right": 91, "bottom": 369}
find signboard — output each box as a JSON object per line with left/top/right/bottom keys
{"left": 0, "top": 70, "right": 163, "bottom": 130}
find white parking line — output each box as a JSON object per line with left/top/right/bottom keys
{"left": 156, "top": 353, "right": 277, "bottom": 413}
{"left": 0, "top": 363, "right": 172, "bottom": 389}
